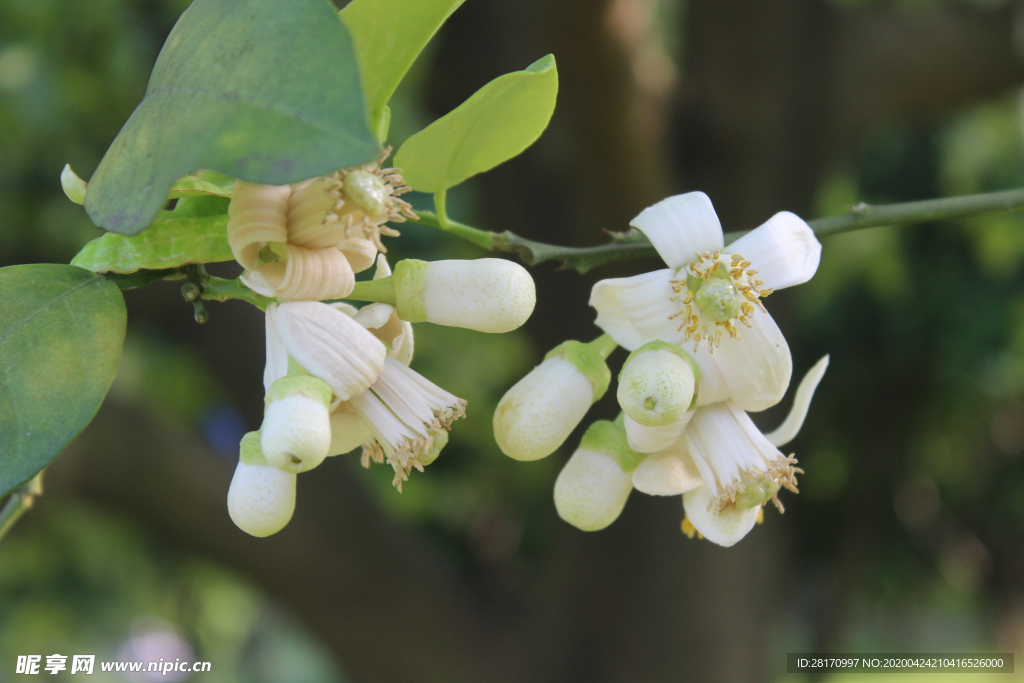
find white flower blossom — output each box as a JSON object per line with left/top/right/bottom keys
{"left": 590, "top": 192, "right": 821, "bottom": 411}
{"left": 631, "top": 355, "right": 829, "bottom": 546}
{"left": 227, "top": 149, "right": 415, "bottom": 301}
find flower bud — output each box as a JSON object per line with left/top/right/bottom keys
{"left": 261, "top": 376, "right": 333, "bottom": 473}
{"left": 228, "top": 431, "right": 297, "bottom": 537}
{"left": 554, "top": 421, "right": 645, "bottom": 531}
{"left": 494, "top": 341, "right": 611, "bottom": 461}
{"left": 393, "top": 258, "right": 535, "bottom": 333}
{"left": 61, "top": 164, "right": 87, "bottom": 204}
{"left": 617, "top": 341, "right": 697, "bottom": 427}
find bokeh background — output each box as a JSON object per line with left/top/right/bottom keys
{"left": 3, "top": 0, "right": 1024, "bottom": 681}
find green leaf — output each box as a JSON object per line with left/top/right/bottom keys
{"left": 0, "top": 265, "right": 127, "bottom": 498}
{"left": 71, "top": 213, "right": 233, "bottom": 274}
{"left": 341, "top": 0, "right": 466, "bottom": 141}
{"left": 395, "top": 55, "right": 558, "bottom": 193}
{"left": 85, "top": 0, "right": 380, "bottom": 237}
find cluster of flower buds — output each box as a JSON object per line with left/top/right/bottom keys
{"left": 226, "top": 153, "right": 537, "bottom": 537}
{"left": 495, "top": 192, "right": 827, "bottom": 546}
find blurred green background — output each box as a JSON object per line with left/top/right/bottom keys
{"left": 3, "top": 0, "right": 1024, "bottom": 681}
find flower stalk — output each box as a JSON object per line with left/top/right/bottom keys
{"left": 0, "top": 472, "right": 44, "bottom": 544}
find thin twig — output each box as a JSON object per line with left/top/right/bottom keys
{"left": 409, "top": 186, "right": 1024, "bottom": 273}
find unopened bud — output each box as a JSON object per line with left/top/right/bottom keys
{"left": 553, "top": 421, "right": 644, "bottom": 531}
{"left": 228, "top": 431, "right": 297, "bottom": 537}
{"left": 494, "top": 341, "right": 610, "bottom": 461}
{"left": 617, "top": 341, "right": 697, "bottom": 427}
{"left": 261, "top": 376, "right": 333, "bottom": 473}
{"left": 393, "top": 258, "right": 536, "bottom": 333}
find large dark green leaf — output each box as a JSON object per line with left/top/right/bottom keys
{"left": 341, "top": 0, "right": 466, "bottom": 141}
{"left": 0, "top": 265, "right": 127, "bottom": 497}
{"left": 85, "top": 0, "right": 380, "bottom": 237}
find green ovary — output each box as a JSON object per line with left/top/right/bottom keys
{"left": 693, "top": 278, "right": 739, "bottom": 323}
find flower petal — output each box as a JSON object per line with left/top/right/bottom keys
{"left": 682, "top": 485, "right": 761, "bottom": 547}
{"left": 328, "top": 402, "right": 373, "bottom": 456}
{"left": 682, "top": 402, "right": 782, "bottom": 497}
{"left": 712, "top": 309, "right": 792, "bottom": 412}
{"left": 624, "top": 411, "right": 692, "bottom": 453}
{"left": 275, "top": 301, "right": 386, "bottom": 400}
{"left": 765, "top": 354, "right": 829, "bottom": 447}
{"left": 630, "top": 192, "right": 724, "bottom": 269}
{"left": 726, "top": 211, "right": 820, "bottom": 291}
{"left": 632, "top": 448, "right": 704, "bottom": 496}
{"left": 263, "top": 303, "right": 288, "bottom": 392}
{"left": 590, "top": 269, "right": 685, "bottom": 351}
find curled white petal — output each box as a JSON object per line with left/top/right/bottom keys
{"left": 766, "top": 355, "right": 829, "bottom": 447}
{"left": 241, "top": 245, "right": 355, "bottom": 301}
{"left": 275, "top": 301, "right": 386, "bottom": 400}
{"left": 682, "top": 485, "right": 761, "bottom": 547}
{"left": 227, "top": 180, "right": 290, "bottom": 270}
{"left": 261, "top": 395, "right": 332, "bottom": 473}
{"left": 227, "top": 460, "right": 296, "bottom": 537}
{"left": 630, "top": 192, "right": 724, "bottom": 269}
{"left": 554, "top": 449, "right": 633, "bottom": 531}
{"left": 338, "top": 237, "right": 377, "bottom": 273}
{"left": 624, "top": 411, "right": 693, "bottom": 453}
{"left": 493, "top": 357, "right": 594, "bottom": 461}
{"left": 422, "top": 259, "right": 536, "bottom": 333}
{"left": 632, "top": 449, "right": 704, "bottom": 496}
{"left": 590, "top": 269, "right": 682, "bottom": 351}
{"left": 61, "top": 164, "right": 87, "bottom": 204}
{"left": 727, "top": 211, "right": 821, "bottom": 291}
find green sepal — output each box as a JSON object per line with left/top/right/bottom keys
{"left": 579, "top": 420, "right": 645, "bottom": 472}
{"left": 239, "top": 430, "right": 268, "bottom": 466}
{"left": 545, "top": 340, "right": 611, "bottom": 402}
{"left": 620, "top": 340, "right": 700, "bottom": 410}
{"left": 264, "top": 375, "right": 333, "bottom": 408}
{"left": 392, "top": 258, "right": 429, "bottom": 322}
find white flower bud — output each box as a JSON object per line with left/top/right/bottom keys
{"left": 261, "top": 394, "right": 332, "bottom": 473}
{"left": 554, "top": 449, "right": 632, "bottom": 531}
{"left": 494, "top": 357, "right": 597, "bottom": 461}
{"left": 617, "top": 344, "right": 696, "bottom": 427}
{"left": 554, "top": 421, "right": 643, "bottom": 531}
{"left": 228, "top": 432, "right": 296, "bottom": 537}
{"left": 394, "top": 258, "right": 536, "bottom": 333}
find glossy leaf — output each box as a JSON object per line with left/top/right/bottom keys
{"left": 72, "top": 213, "right": 232, "bottom": 273}
{"left": 85, "top": 0, "right": 379, "bottom": 237}
{"left": 395, "top": 55, "right": 558, "bottom": 193}
{"left": 341, "top": 0, "right": 466, "bottom": 141}
{"left": 0, "top": 265, "right": 127, "bottom": 498}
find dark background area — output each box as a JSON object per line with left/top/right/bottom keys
{"left": 3, "top": 0, "right": 1024, "bottom": 681}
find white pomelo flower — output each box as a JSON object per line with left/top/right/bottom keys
{"left": 630, "top": 356, "right": 829, "bottom": 546}
{"left": 227, "top": 149, "right": 415, "bottom": 301}
{"left": 228, "top": 431, "right": 296, "bottom": 538}
{"left": 554, "top": 420, "right": 645, "bottom": 531}
{"left": 494, "top": 339, "right": 613, "bottom": 461}
{"left": 590, "top": 192, "right": 821, "bottom": 411}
